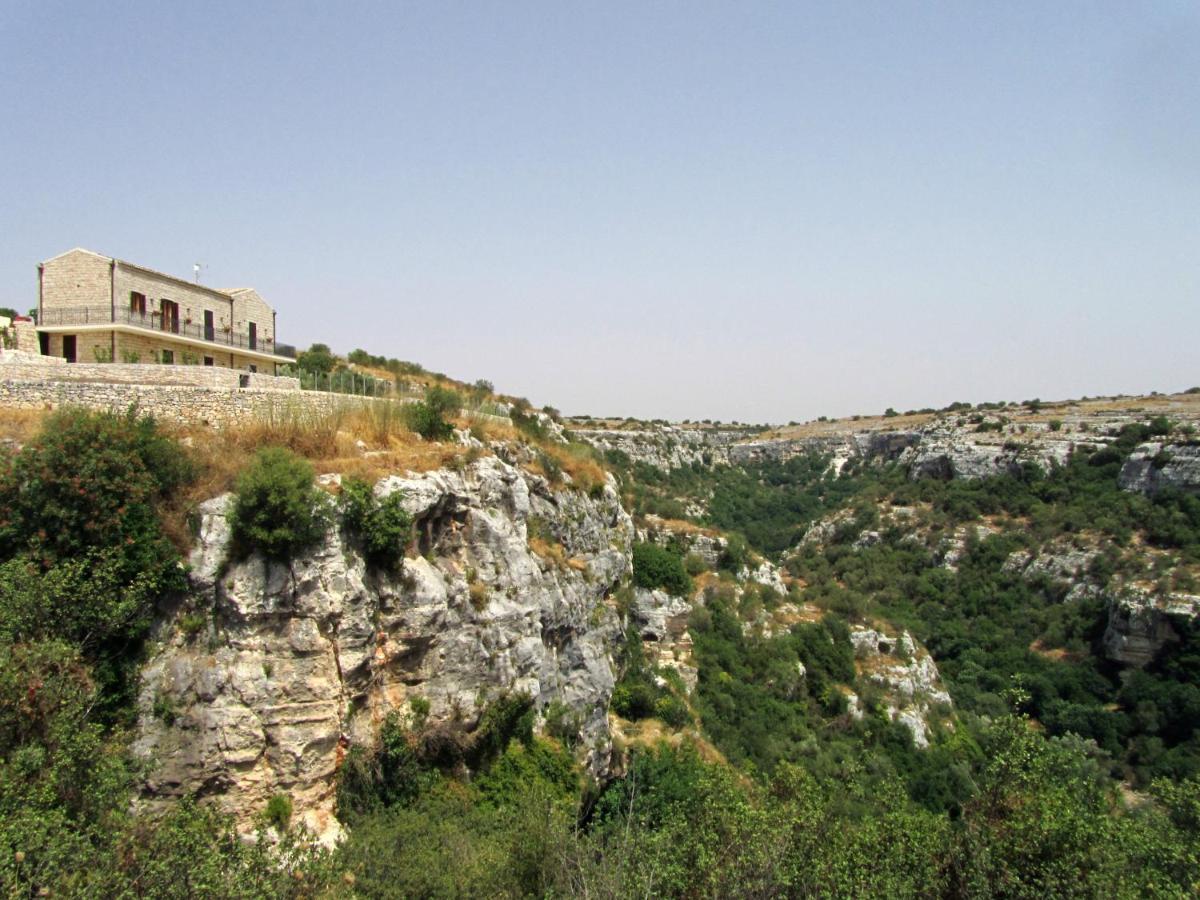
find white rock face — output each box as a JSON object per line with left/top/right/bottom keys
{"left": 574, "top": 426, "right": 753, "bottom": 470}
{"left": 850, "top": 627, "right": 952, "bottom": 748}
{"left": 630, "top": 588, "right": 697, "bottom": 693}
{"left": 1119, "top": 443, "right": 1200, "bottom": 496}
{"left": 1103, "top": 589, "right": 1200, "bottom": 667}
{"left": 135, "top": 456, "right": 633, "bottom": 844}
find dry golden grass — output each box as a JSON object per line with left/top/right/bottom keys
{"left": 1029, "top": 640, "right": 1085, "bottom": 663}
{"left": 534, "top": 441, "right": 608, "bottom": 494}
{"left": 528, "top": 536, "right": 568, "bottom": 569}
{"left": 157, "top": 397, "right": 485, "bottom": 553}
{"left": 609, "top": 716, "right": 731, "bottom": 767}
{"left": 0, "top": 407, "right": 50, "bottom": 444}
{"left": 763, "top": 390, "right": 1200, "bottom": 440}
{"left": 644, "top": 515, "right": 719, "bottom": 537}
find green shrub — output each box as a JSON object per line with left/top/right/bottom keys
{"left": 632, "top": 542, "right": 692, "bottom": 596}
{"left": 178, "top": 612, "right": 207, "bottom": 639}
{"left": 720, "top": 533, "right": 752, "bottom": 571}
{"left": 409, "top": 696, "right": 431, "bottom": 729}
{"left": 229, "top": 447, "right": 325, "bottom": 560}
{"left": 404, "top": 401, "right": 454, "bottom": 441}
{"left": 0, "top": 407, "right": 191, "bottom": 570}
{"left": 337, "top": 713, "right": 434, "bottom": 824}
{"left": 264, "top": 793, "right": 292, "bottom": 831}
{"left": 543, "top": 700, "right": 582, "bottom": 750}
{"left": 425, "top": 386, "right": 462, "bottom": 417}
{"left": 684, "top": 552, "right": 709, "bottom": 576}
{"left": 655, "top": 695, "right": 693, "bottom": 728}
{"left": 340, "top": 478, "right": 412, "bottom": 568}
{"left": 611, "top": 680, "right": 659, "bottom": 720}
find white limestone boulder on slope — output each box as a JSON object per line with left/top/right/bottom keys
{"left": 134, "top": 456, "right": 633, "bottom": 844}
{"left": 849, "top": 628, "right": 953, "bottom": 749}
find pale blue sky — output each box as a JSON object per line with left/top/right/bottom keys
{"left": 1, "top": 2, "right": 1196, "bottom": 422}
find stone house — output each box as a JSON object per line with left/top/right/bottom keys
{"left": 35, "top": 248, "right": 295, "bottom": 374}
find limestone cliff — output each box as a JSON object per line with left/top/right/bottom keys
{"left": 134, "top": 456, "right": 632, "bottom": 843}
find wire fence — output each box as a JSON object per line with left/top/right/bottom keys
{"left": 293, "top": 369, "right": 422, "bottom": 398}
{"left": 291, "top": 369, "right": 514, "bottom": 427}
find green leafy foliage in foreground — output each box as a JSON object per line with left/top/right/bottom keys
{"left": 328, "top": 719, "right": 1200, "bottom": 898}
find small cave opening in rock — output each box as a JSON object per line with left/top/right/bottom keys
{"left": 415, "top": 500, "right": 470, "bottom": 557}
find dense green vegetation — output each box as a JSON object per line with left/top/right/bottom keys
{"left": 631, "top": 541, "right": 692, "bottom": 596}
{"left": 608, "top": 450, "right": 868, "bottom": 553}
{"left": 402, "top": 385, "right": 459, "bottom": 440}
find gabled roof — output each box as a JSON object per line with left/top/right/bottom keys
{"left": 40, "top": 247, "right": 111, "bottom": 265}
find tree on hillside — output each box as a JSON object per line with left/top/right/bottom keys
{"left": 297, "top": 343, "right": 336, "bottom": 375}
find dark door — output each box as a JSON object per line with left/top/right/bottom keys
{"left": 161, "top": 300, "right": 180, "bottom": 334}
{"left": 204, "top": 310, "right": 214, "bottom": 342}
{"left": 248, "top": 321, "right": 257, "bottom": 350}
{"left": 63, "top": 335, "right": 76, "bottom": 363}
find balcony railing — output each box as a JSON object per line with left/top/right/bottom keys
{"left": 37, "top": 306, "right": 296, "bottom": 359}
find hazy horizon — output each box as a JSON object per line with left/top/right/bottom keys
{"left": 2, "top": 3, "right": 1197, "bottom": 423}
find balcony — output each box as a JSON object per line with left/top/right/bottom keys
{"left": 37, "top": 306, "right": 296, "bottom": 360}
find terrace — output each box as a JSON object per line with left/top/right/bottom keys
{"left": 36, "top": 305, "right": 297, "bottom": 360}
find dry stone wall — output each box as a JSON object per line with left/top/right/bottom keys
{"left": 0, "top": 374, "right": 394, "bottom": 428}
{"left": 0, "top": 356, "right": 298, "bottom": 390}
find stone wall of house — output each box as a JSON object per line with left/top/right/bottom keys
{"left": 40, "top": 249, "right": 111, "bottom": 310}
{"left": 13, "top": 321, "right": 39, "bottom": 353}
{"left": 44, "top": 331, "right": 112, "bottom": 363}
{"left": 0, "top": 377, "right": 391, "bottom": 428}
{"left": 113, "top": 263, "right": 237, "bottom": 333}
{"left": 226, "top": 288, "right": 275, "bottom": 343}
{"left": 0, "top": 356, "right": 299, "bottom": 391}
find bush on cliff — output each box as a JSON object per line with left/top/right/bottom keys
{"left": 632, "top": 542, "right": 692, "bottom": 596}
{"left": 230, "top": 447, "right": 326, "bottom": 560}
{"left": 339, "top": 478, "right": 412, "bottom": 569}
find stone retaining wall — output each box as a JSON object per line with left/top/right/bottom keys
{"left": 0, "top": 355, "right": 299, "bottom": 391}
{"left": 0, "top": 377, "right": 391, "bottom": 428}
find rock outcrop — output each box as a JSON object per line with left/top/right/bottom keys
{"left": 1102, "top": 589, "right": 1200, "bottom": 668}
{"left": 135, "top": 456, "right": 633, "bottom": 843}
{"left": 1119, "top": 443, "right": 1200, "bottom": 496}
{"left": 850, "top": 628, "right": 952, "bottom": 748}
{"left": 573, "top": 426, "right": 754, "bottom": 470}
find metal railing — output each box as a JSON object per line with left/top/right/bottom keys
{"left": 36, "top": 305, "right": 296, "bottom": 359}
